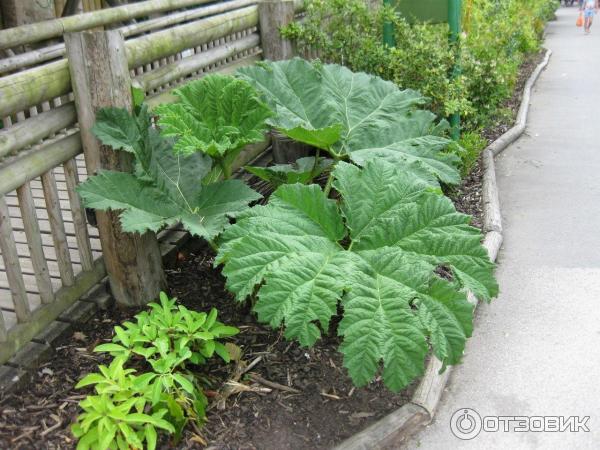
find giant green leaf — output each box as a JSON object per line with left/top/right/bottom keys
{"left": 238, "top": 59, "right": 460, "bottom": 184}
{"left": 78, "top": 106, "right": 261, "bottom": 240}
{"left": 217, "top": 159, "right": 495, "bottom": 391}
{"left": 154, "top": 74, "right": 272, "bottom": 161}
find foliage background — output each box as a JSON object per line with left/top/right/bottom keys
{"left": 282, "top": 0, "right": 559, "bottom": 171}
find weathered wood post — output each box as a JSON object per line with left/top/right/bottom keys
{"left": 65, "top": 30, "right": 165, "bottom": 306}
{"left": 258, "top": 0, "right": 295, "bottom": 60}
{"left": 0, "top": 0, "right": 56, "bottom": 29}
{"left": 259, "top": 0, "right": 311, "bottom": 163}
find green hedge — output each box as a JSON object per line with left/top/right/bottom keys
{"left": 283, "top": 0, "right": 559, "bottom": 133}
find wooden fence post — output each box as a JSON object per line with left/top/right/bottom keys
{"left": 258, "top": 0, "right": 294, "bottom": 60}
{"left": 0, "top": 0, "right": 56, "bottom": 29}
{"left": 65, "top": 30, "right": 165, "bottom": 307}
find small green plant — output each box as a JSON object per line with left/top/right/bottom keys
{"left": 73, "top": 293, "right": 239, "bottom": 449}
{"left": 451, "top": 130, "right": 488, "bottom": 177}
{"left": 72, "top": 358, "right": 175, "bottom": 450}
{"left": 95, "top": 292, "right": 239, "bottom": 366}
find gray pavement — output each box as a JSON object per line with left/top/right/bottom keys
{"left": 406, "top": 6, "right": 600, "bottom": 450}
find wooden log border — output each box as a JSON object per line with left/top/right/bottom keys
{"left": 334, "top": 48, "right": 553, "bottom": 450}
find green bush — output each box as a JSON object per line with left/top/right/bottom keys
{"left": 282, "top": 0, "right": 470, "bottom": 118}
{"left": 284, "top": 0, "right": 558, "bottom": 168}
{"left": 72, "top": 293, "right": 239, "bottom": 450}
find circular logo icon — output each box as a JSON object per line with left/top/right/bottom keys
{"left": 450, "top": 408, "right": 482, "bottom": 440}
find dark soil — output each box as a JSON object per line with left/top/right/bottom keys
{"left": 450, "top": 158, "right": 484, "bottom": 229}
{"left": 167, "top": 252, "right": 416, "bottom": 450}
{"left": 0, "top": 50, "right": 546, "bottom": 450}
{"left": 0, "top": 247, "right": 415, "bottom": 450}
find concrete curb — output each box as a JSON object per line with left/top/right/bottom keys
{"left": 334, "top": 48, "right": 553, "bottom": 450}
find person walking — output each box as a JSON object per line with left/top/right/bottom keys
{"left": 581, "top": 0, "right": 599, "bottom": 34}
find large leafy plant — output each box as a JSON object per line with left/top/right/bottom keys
{"left": 154, "top": 74, "right": 273, "bottom": 180}
{"left": 77, "top": 104, "right": 261, "bottom": 241}
{"left": 217, "top": 159, "right": 497, "bottom": 391}
{"left": 238, "top": 58, "right": 461, "bottom": 186}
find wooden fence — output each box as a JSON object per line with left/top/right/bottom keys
{"left": 0, "top": 0, "right": 302, "bottom": 365}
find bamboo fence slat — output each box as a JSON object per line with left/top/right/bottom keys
{"left": 0, "top": 133, "right": 82, "bottom": 196}
{"left": 0, "top": 196, "right": 32, "bottom": 323}
{"left": 16, "top": 183, "right": 55, "bottom": 304}
{"left": 63, "top": 158, "right": 94, "bottom": 271}
{"left": 134, "top": 33, "right": 260, "bottom": 92}
{"left": 0, "top": 104, "right": 76, "bottom": 159}
{"left": 41, "top": 170, "right": 75, "bottom": 287}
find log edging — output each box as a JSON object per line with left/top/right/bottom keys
{"left": 334, "top": 48, "right": 553, "bottom": 450}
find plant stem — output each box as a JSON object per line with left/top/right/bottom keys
{"left": 308, "top": 149, "right": 321, "bottom": 182}
{"left": 220, "top": 159, "right": 232, "bottom": 180}
{"left": 323, "top": 171, "right": 335, "bottom": 196}
{"left": 207, "top": 239, "right": 218, "bottom": 253}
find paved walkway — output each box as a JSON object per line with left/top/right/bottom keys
{"left": 407, "top": 7, "right": 600, "bottom": 449}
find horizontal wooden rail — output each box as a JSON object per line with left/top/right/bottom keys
{"left": 134, "top": 33, "right": 260, "bottom": 92}
{"left": 0, "top": 42, "right": 64, "bottom": 75}
{"left": 0, "top": 104, "right": 77, "bottom": 159}
{"left": 120, "top": 0, "right": 257, "bottom": 38}
{"left": 0, "top": 0, "right": 258, "bottom": 75}
{"left": 0, "top": 60, "right": 71, "bottom": 118}
{"left": 0, "top": 6, "right": 259, "bottom": 118}
{"left": 0, "top": 0, "right": 216, "bottom": 51}
{"left": 0, "top": 133, "right": 81, "bottom": 196}
{"left": 145, "top": 54, "right": 262, "bottom": 107}
{"left": 126, "top": 5, "right": 258, "bottom": 67}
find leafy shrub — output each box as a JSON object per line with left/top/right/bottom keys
{"left": 73, "top": 293, "right": 238, "bottom": 449}
{"left": 217, "top": 159, "right": 497, "bottom": 392}
{"left": 282, "top": 0, "right": 469, "bottom": 118}
{"left": 77, "top": 99, "right": 262, "bottom": 242}
{"left": 284, "top": 0, "right": 558, "bottom": 145}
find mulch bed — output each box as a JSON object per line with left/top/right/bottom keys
{"left": 0, "top": 49, "right": 545, "bottom": 450}
{"left": 0, "top": 248, "right": 416, "bottom": 450}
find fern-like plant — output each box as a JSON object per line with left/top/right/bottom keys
{"left": 217, "top": 159, "right": 497, "bottom": 392}
{"left": 154, "top": 74, "right": 273, "bottom": 180}
{"left": 77, "top": 105, "right": 261, "bottom": 241}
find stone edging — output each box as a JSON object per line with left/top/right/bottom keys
{"left": 334, "top": 48, "right": 553, "bottom": 450}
